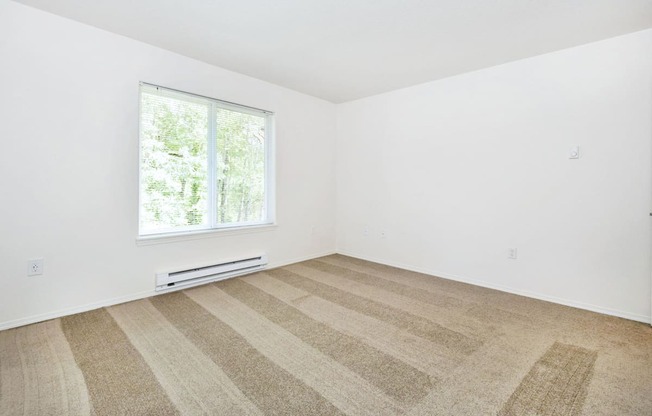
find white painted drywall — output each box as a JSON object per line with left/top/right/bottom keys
{"left": 12, "top": 0, "right": 652, "bottom": 103}
{"left": 336, "top": 29, "right": 652, "bottom": 323}
{"left": 0, "top": 1, "right": 337, "bottom": 329}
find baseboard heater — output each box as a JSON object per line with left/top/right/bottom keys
{"left": 155, "top": 254, "right": 268, "bottom": 292}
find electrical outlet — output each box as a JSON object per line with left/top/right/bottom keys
{"left": 380, "top": 230, "right": 387, "bottom": 239}
{"left": 508, "top": 248, "right": 518, "bottom": 260}
{"left": 363, "top": 226, "right": 369, "bottom": 238}
{"left": 28, "top": 258, "right": 44, "bottom": 276}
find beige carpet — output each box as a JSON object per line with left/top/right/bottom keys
{"left": 1, "top": 254, "right": 651, "bottom": 415}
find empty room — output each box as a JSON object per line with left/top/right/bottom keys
{"left": 1, "top": 0, "right": 651, "bottom": 415}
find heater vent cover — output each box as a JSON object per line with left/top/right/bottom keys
{"left": 155, "top": 254, "right": 267, "bottom": 292}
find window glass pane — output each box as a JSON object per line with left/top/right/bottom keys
{"left": 138, "top": 84, "right": 273, "bottom": 237}
{"left": 140, "top": 91, "right": 209, "bottom": 233}
{"left": 215, "top": 108, "right": 266, "bottom": 225}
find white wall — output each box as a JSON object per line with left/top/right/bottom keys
{"left": 336, "top": 29, "right": 652, "bottom": 323}
{"left": 0, "top": 0, "right": 337, "bottom": 329}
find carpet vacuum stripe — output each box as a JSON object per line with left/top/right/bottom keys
{"left": 322, "top": 255, "right": 561, "bottom": 327}
{"left": 150, "top": 291, "right": 342, "bottom": 416}
{"left": 185, "top": 284, "right": 404, "bottom": 415}
{"left": 244, "top": 272, "right": 460, "bottom": 378}
{"left": 0, "top": 320, "right": 90, "bottom": 416}
{"left": 61, "top": 308, "right": 179, "bottom": 415}
{"left": 216, "top": 277, "right": 435, "bottom": 406}
{"left": 108, "top": 299, "right": 263, "bottom": 415}
{"left": 307, "top": 259, "right": 466, "bottom": 311}
{"left": 271, "top": 266, "right": 478, "bottom": 356}
{"left": 499, "top": 342, "right": 597, "bottom": 416}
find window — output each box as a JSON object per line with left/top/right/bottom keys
{"left": 139, "top": 83, "right": 274, "bottom": 237}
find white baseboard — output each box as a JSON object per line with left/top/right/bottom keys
{"left": 4, "top": 248, "right": 646, "bottom": 331}
{"left": 0, "top": 249, "right": 338, "bottom": 332}
{"left": 337, "top": 250, "right": 652, "bottom": 325}
{"left": 0, "top": 290, "right": 156, "bottom": 331}
{"left": 267, "top": 250, "right": 337, "bottom": 270}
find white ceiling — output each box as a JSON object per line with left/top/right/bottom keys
{"left": 13, "top": 0, "right": 652, "bottom": 103}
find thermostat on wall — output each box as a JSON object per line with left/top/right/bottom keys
{"left": 569, "top": 146, "right": 580, "bottom": 159}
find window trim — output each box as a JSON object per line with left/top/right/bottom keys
{"left": 135, "top": 223, "right": 278, "bottom": 246}
{"left": 140, "top": 82, "right": 273, "bottom": 115}
{"left": 137, "top": 82, "right": 276, "bottom": 238}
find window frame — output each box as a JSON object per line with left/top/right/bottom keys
{"left": 137, "top": 82, "right": 276, "bottom": 240}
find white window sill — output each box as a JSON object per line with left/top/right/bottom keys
{"left": 136, "top": 223, "right": 277, "bottom": 246}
